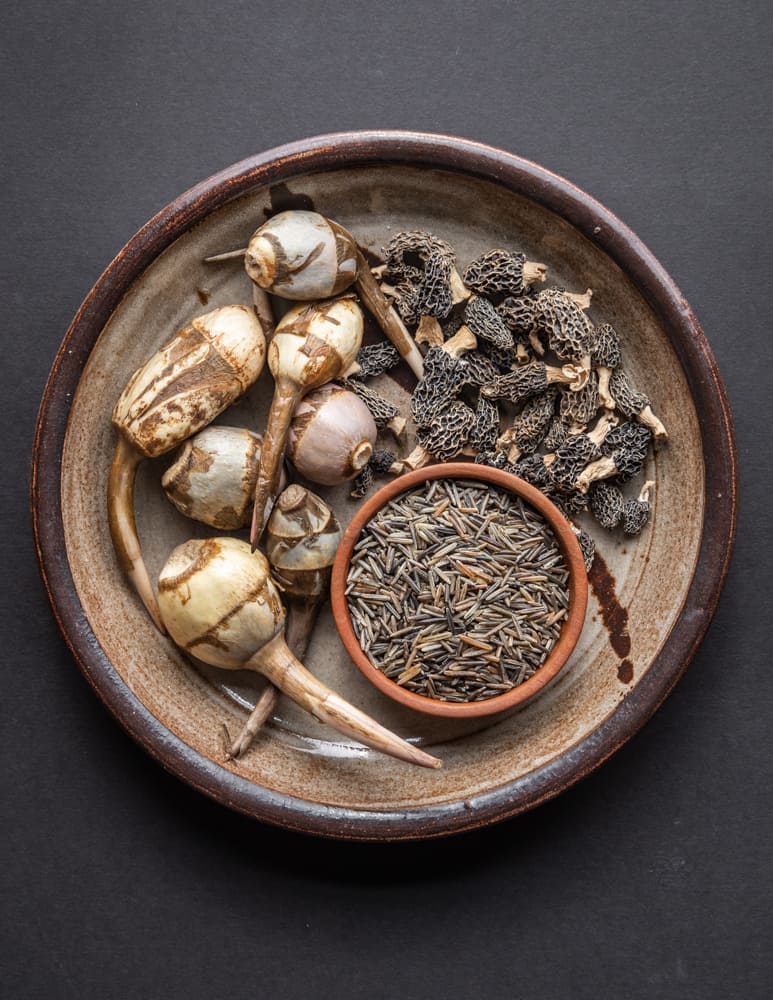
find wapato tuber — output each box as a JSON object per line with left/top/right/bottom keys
{"left": 158, "top": 537, "right": 440, "bottom": 770}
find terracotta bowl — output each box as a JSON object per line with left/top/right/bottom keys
{"left": 332, "top": 464, "right": 589, "bottom": 719}
{"left": 32, "top": 131, "right": 737, "bottom": 841}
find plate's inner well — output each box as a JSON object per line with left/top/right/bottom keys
{"left": 61, "top": 165, "right": 703, "bottom": 811}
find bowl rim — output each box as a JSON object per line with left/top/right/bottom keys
{"left": 331, "top": 463, "right": 589, "bottom": 718}
{"left": 31, "top": 129, "right": 738, "bottom": 840}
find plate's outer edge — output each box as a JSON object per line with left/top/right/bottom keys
{"left": 31, "top": 130, "right": 738, "bottom": 841}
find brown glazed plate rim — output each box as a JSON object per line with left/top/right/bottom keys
{"left": 31, "top": 131, "right": 738, "bottom": 841}
{"left": 330, "top": 463, "right": 589, "bottom": 719}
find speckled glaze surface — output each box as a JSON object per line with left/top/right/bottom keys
{"left": 32, "top": 132, "right": 737, "bottom": 840}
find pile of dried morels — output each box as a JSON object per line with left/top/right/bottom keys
{"left": 348, "top": 228, "right": 667, "bottom": 568}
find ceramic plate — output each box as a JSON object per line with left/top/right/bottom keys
{"left": 32, "top": 132, "right": 737, "bottom": 840}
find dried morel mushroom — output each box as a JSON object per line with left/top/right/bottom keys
{"left": 382, "top": 230, "right": 457, "bottom": 324}
{"left": 571, "top": 524, "right": 596, "bottom": 572}
{"left": 350, "top": 463, "right": 373, "bottom": 499}
{"left": 463, "top": 296, "right": 514, "bottom": 351}
{"left": 531, "top": 288, "right": 594, "bottom": 362}
{"left": 541, "top": 414, "right": 570, "bottom": 453}
{"left": 458, "top": 350, "right": 501, "bottom": 389}
{"left": 469, "top": 394, "right": 501, "bottom": 453}
{"left": 496, "top": 387, "right": 558, "bottom": 463}
{"left": 576, "top": 421, "right": 652, "bottom": 492}
{"left": 591, "top": 323, "right": 622, "bottom": 409}
{"left": 409, "top": 325, "right": 477, "bottom": 427}
{"left": 350, "top": 448, "right": 397, "bottom": 498}
{"left": 463, "top": 249, "right": 547, "bottom": 298}
{"left": 341, "top": 377, "right": 406, "bottom": 441}
{"left": 351, "top": 342, "right": 402, "bottom": 380}
{"left": 558, "top": 369, "right": 600, "bottom": 430}
{"left": 497, "top": 295, "right": 538, "bottom": 339}
{"left": 547, "top": 414, "right": 618, "bottom": 494}
{"left": 510, "top": 453, "right": 553, "bottom": 492}
{"left": 481, "top": 359, "right": 588, "bottom": 406}
{"left": 608, "top": 368, "right": 668, "bottom": 443}
{"left": 474, "top": 449, "right": 508, "bottom": 470}
{"left": 588, "top": 480, "right": 625, "bottom": 529}
{"left": 395, "top": 400, "right": 476, "bottom": 472}
{"left": 622, "top": 480, "right": 655, "bottom": 535}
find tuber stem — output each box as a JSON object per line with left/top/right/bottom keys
{"left": 251, "top": 634, "right": 441, "bottom": 769}
{"left": 250, "top": 380, "right": 298, "bottom": 547}
{"left": 224, "top": 685, "right": 279, "bottom": 760}
{"left": 107, "top": 435, "right": 166, "bottom": 633}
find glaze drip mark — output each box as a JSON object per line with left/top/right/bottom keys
{"left": 264, "top": 182, "right": 315, "bottom": 218}
{"left": 588, "top": 550, "right": 633, "bottom": 674}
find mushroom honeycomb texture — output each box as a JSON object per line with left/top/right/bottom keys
{"left": 463, "top": 249, "right": 530, "bottom": 297}
{"left": 481, "top": 361, "right": 549, "bottom": 405}
{"left": 469, "top": 395, "right": 500, "bottom": 453}
{"left": 497, "top": 296, "right": 537, "bottom": 339}
{"left": 474, "top": 449, "right": 508, "bottom": 470}
{"left": 510, "top": 453, "right": 553, "bottom": 491}
{"left": 352, "top": 342, "right": 401, "bottom": 379}
{"left": 548, "top": 433, "right": 603, "bottom": 493}
{"left": 410, "top": 347, "right": 467, "bottom": 427}
{"left": 341, "top": 378, "right": 400, "bottom": 429}
{"left": 417, "top": 400, "right": 476, "bottom": 460}
{"left": 588, "top": 481, "right": 625, "bottom": 529}
{"left": 533, "top": 289, "right": 594, "bottom": 361}
{"left": 369, "top": 448, "right": 397, "bottom": 474}
{"left": 600, "top": 422, "right": 652, "bottom": 482}
{"left": 479, "top": 337, "right": 519, "bottom": 372}
{"left": 622, "top": 494, "right": 652, "bottom": 535}
{"left": 542, "top": 415, "right": 570, "bottom": 452}
{"left": 464, "top": 296, "right": 514, "bottom": 350}
{"left": 350, "top": 464, "right": 373, "bottom": 499}
{"left": 591, "top": 323, "right": 622, "bottom": 369}
{"left": 575, "top": 527, "right": 596, "bottom": 572}
{"left": 608, "top": 368, "right": 650, "bottom": 418}
{"left": 459, "top": 350, "right": 501, "bottom": 389}
{"left": 508, "top": 387, "right": 558, "bottom": 455}
{"left": 383, "top": 230, "right": 455, "bottom": 323}
{"left": 558, "top": 371, "right": 599, "bottom": 427}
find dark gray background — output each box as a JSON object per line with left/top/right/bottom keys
{"left": 3, "top": 1, "right": 772, "bottom": 997}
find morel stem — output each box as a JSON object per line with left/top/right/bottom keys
{"left": 354, "top": 249, "right": 425, "bottom": 380}
{"left": 107, "top": 435, "right": 166, "bottom": 633}
{"left": 250, "top": 634, "right": 441, "bottom": 769}
{"left": 229, "top": 592, "right": 323, "bottom": 763}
